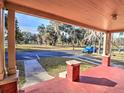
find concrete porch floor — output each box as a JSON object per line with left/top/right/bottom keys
{"left": 19, "top": 65, "right": 124, "bottom": 93}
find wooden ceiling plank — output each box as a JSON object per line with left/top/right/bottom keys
{"left": 5, "top": 0, "right": 124, "bottom": 32}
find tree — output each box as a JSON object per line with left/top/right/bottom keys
{"left": 45, "top": 24, "right": 58, "bottom": 46}
{"left": 37, "top": 24, "right": 46, "bottom": 34}
{"left": 111, "top": 32, "right": 124, "bottom": 53}
{"left": 22, "top": 32, "right": 32, "bottom": 44}
{"left": 37, "top": 24, "right": 46, "bottom": 44}
{"left": 60, "top": 32, "right": 67, "bottom": 46}
{"left": 84, "top": 29, "right": 103, "bottom": 54}
{"left": 5, "top": 13, "right": 24, "bottom": 44}
{"left": 59, "top": 24, "right": 86, "bottom": 48}
{"left": 30, "top": 34, "right": 37, "bottom": 44}
{"left": 37, "top": 22, "right": 58, "bottom": 46}
{"left": 59, "top": 24, "right": 74, "bottom": 46}
{"left": 49, "top": 31, "right": 58, "bottom": 46}
{"left": 15, "top": 19, "right": 24, "bottom": 44}
{"left": 37, "top": 21, "right": 87, "bottom": 48}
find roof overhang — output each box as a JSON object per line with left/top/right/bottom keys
{"left": 2, "top": 0, "right": 124, "bottom": 33}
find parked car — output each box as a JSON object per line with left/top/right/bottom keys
{"left": 82, "top": 46, "right": 97, "bottom": 53}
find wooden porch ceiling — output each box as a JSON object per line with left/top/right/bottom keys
{"left": 3, "top": 0, "right": 124, "bottom": 32}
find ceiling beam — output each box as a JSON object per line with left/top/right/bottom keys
{"left": 5, "top": 1, "right": 108, "bottom": 32}
{"left": 108, "top": 29, "right": 124, "bottom": 33}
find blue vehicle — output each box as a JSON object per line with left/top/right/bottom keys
{"left": 82, "top": 46, "right": 97, "bottom": 53}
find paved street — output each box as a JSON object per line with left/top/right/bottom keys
{"left": 5, "top": 49, "right": 124, "bottom": 68}
{"left": 5, "top": 50, "right": 75, "bottom": 60}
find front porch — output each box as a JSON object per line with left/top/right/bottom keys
{"left": 19, "top": 65, "right": 124, "bottom": 93}
{"left": 0, "top": 0, "right": 124, "bottom": 93}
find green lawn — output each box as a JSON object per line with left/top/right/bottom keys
{"left": 111, "top": 52, "right": 124, "bottom": 59}
{"left": 85, "top": 52, "right": 124, "bottom": 66}
{"left": 16, "top": 60, "right": 25, "bottom": 87}
{"left": 39, "top": 57, "right": 96, "bottom": 77}
{"left": 16, "top": 44, "right": 82, "bottom": 51}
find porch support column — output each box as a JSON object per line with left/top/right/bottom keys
{"left": 8, "top": 9, "right": 16, "bottom": 75}
{"left": 0, "top": 8, "right": 4, "bottom": 80}
{"left": 66, "top": 60, "right": 81, "bottom": 82}
{"left": 102, "top": 32, "right": 111, "bottom": 66}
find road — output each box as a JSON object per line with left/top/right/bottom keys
{"left": 5, "top": 49, "right": 124, "bottom": 69}
{"left": 5, "top": 50, "right": 77, "bottom": 60}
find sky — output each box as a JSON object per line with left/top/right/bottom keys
{"left": 15, "top": 13, "right": 50, "bottom": 34}
{"left": 14, "top": 12, "right": 124, "bottom": 38}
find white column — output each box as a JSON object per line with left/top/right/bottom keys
{"left": 103, "top": 32, "right": 111, "bottom": 55}
{"left": 8, "top": 9, "right": 16, "bottom": 75}
{"left": 0, "top": 8, "right": 4, "bottom": 80}
{"left": 102, "top": 32, "right": 111, "bottom": 66}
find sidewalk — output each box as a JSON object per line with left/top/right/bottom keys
{"left": 23, "top": 59, "right": 54, "bottom": 88}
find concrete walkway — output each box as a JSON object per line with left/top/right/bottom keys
{"left": 23, "top": 59, "right": 54, "bottom": 88}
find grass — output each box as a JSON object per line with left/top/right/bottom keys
{"left": 111, "top": 52, "right": 124, "bottom": 59}
{"left": 90, "top": 52, "right": 124, "bottom": 59}
{"left": 39, "top": 57, "right": 96, "bottom": 77}
{"left": 89, "top": 52, "right": 124, "bottom": 66}
{"left": 111, "top": 52, "right": 124, "bottom": 65}
{"left": 16, "top": 44, "right": 82, "bottom": 51}
{"left": 16, "top": 60, "right": 25, "bottom": 87}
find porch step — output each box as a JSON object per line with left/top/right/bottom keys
{"left": 59, "top": 71, "right": 67, "bottom": 78}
